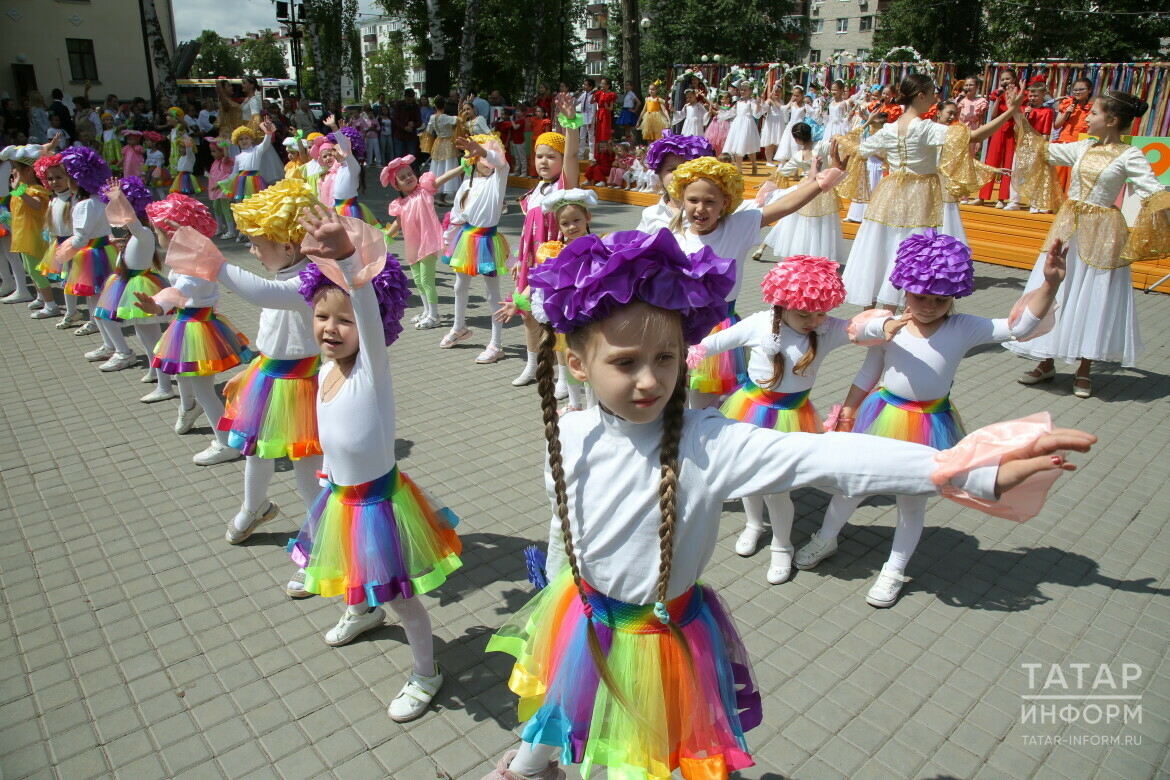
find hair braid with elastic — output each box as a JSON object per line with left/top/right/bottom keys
{"left": 535, "top": 323, "right": 644, "bottom": 724}
{"left": 765, "top": 306, "right": 819, "bottom": 388}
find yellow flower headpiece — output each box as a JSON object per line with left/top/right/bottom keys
{"left": 306, "top": 132, "right": 323, "bottom": 142}
{"left": 231, "top": 178, "right": 321, "bottom": 244}
{"left": 167, "top": 106, "right": 185, "bottom": 120}
{"left": 534, "top": 132, "right": 566, "bottom": 156}
{"left": 667, "top": 156, "right": 744, "bottom": 215}
{"left": 466, "top": 133, "right": 503, "bottom": 155}
{"left": 231, "top": 125, "right": 263, "bottom": 146}
{"left": 534, "top": 240, "right": 564, "bottom": 265}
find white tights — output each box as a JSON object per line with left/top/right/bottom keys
{"left": 94, "top": 317, "right": 132, "bottom": 355}
{"left": 133, "top": 324, "right": 173, "bottom": 392}
{"left": 176, "top": 375, "right": 230, "bottom": 446}
{"left": 374, "top": 597, "right": 435, "bottom": 677}
{"left": 451, "top": 272, "right": 503, "bottom": 347}
{"left": 744, "top": 492, "right": 795, "bottom": 551}
{"left": 0, "top": 237, "right": 25, "bottom": 290}
{"left": 242, "top": 454, "right": 323, "bottom": 513}
{"left": 508, "top": 742, "right": 559, "bottom": 777}
{"left": 817, "top": 493, "right": 929, "bottom": 571}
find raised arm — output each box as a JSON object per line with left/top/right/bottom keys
{"left": 218, "top": 263, "right": 308, "bottom": 309}
{"left": 971, "top": 87, "right": 1025, "bottom": 144}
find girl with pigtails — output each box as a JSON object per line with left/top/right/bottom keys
{"left": 482, "top": 228, "right": 1094, "bottom": 780}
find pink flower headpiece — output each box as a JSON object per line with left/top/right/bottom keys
{"left": 761, "top": 255, "right": 846, "bottom": 313}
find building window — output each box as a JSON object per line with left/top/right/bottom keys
{"left": 812, "top": 19, "right": 824, "bottom": 33}
{"left": 856, "top": 48, "right": 869, "bottom": 61}
{"left": 585, "top": 60, "right": 602, "bottom": 76}
{"left": 66, "top": 38, "right": 98, "bottom": 81}
{"left": 809, "top": 49, "right": 821, "bottom": 63}
{"left": 859, "top": 15, "right": 873, "bottom": 30}
{"left": 836, "top": 18, "right": 848, "bottom": 32}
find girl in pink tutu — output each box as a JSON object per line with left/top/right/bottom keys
{"left": 704, "top": 91, "right": 734, "bottom": 157}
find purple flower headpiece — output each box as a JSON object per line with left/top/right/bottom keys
{"left": 529, "top": 228, "right": 735, "bottom": 345}
{"left": 327, "top": 126, "right": 365, "bottom": 163}
{"left": 888, "top": 229, "right": 975, "bottom": 298}
{"left": 60, "top": 146, "right": 112, "bottom": 196}
{"left": 645, "top": 132, "right": 715, "bottom": 175}
{"left": 99, "top": 176, "right": 153, "bottom": 219}
{"left": 298, "top": 254, "right": 410, "bottom": 346}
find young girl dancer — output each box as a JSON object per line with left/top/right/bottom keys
{"left": 228, "top": 120, "right": 277, "bottom": 206}
{"left": 7, "top": 146, "right": 54, "bottom": 311}
{"left": 143, "top": 131, "right": 170, "bottom": 200}
{"left": 723, "top": 81, "right": 762, "bottom": 175}
{"left": 94, "top": 177, "right": 175, "bottom": 384}
{"left": 167, "top": 108, "right": 202, "bottom": 196}
{"left": 1008, "top": 90, "right": 1167, "bottom": 397}
{"left": 210, "top": 178, "right": 327, "bottom": 544}
{"left": 121, "top": 130, "right": 145, "bottom": 181}
{"left": 425, "top": 98, "right": 460, "bottom": 207}
{"left": 206, "top": 139, "right": 237, "bottom": 239}
{"left": 482, "top": 228, "right": 1092, "bottom": 780}
{"left": 512, "top": 96, "right": 582, "bottom": 386}
{"left": 667, "top": 154, "right": 847, "bottom": 408}
{"left": 841, "top": 74, "right": 1021, "bottom": 309}
{"left": 838, "top": 112, "right": 888, "bottom": 224}
{"left": 439, "top": 134, "right": 512, "bottom": 363}
{"left": 133, "top": 195, "right": 253, "bottom": 465}
{"left": 690, "top": 255, "right": 856, "bottom": 584}
{"left": 758, "top": 123, "right": 845, "bottom": 263}
{"left": 773, "top": 85, "right": 807, "bottom": 164}
{"left": 704, "top": 92, "right": 734, "bottom": 158}
{"left": 636, "top": 132, "right": 714, "bottom": 234}
{"left": 98, "top": 113, "right": 123, "bottom": 175}
{"left": 759, "top": 83, "right": 789, "bottom": 165}
{"left": 822, "top": 80, "right": 853, "bottom": 139}
{"left": 636, "top": 82, "right": 670, "bottom": 143}
{"left": 318, "top": 123, "right": 379, "bottom": 227}
{"left": 796, "top": 231, "right": 1065, "bottom": 608}
{"left": 291, "top": 207, "right": 462, "bottom": 722}
{"left": 381, "top": 155, "right": 463, "bottom": 329}
{"left": 678, "top": 90, "right": 708, "bottom": 137}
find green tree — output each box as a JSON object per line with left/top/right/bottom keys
{"left": 190, "top": 30, "right": 244, "bottom": 78}
{"left": 303, "top": 0, "right": 360, "bottom": 106}
{"left": 983, "top": 0, "right": 1169, "bottom": 63}
{"left": 364, "top": 36, "right": 408, "bottom": 101}
{"left": 636, "top": 0, "right": 806, "bottom": 87}
{"left": 873, "top": 0, "right": 985, "bottom": 75}
{"left": 238, "top": 30, "right": 289, "bottom": 79}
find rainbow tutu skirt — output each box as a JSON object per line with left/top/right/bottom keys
{"left": 150, "top": 167, "right": 173, "bottom": 188}
{"left": 288, "top": 467, "right": 462, "bottom": 607}
{"left": 231, "top": 171, "right": 265, "bottom": 202}
{"left": 151, "top": 307, "right": 254, "bottom": 376}
{"left": 688, "top": 306, "right": 747, "bottom": 396}
{"left": 169, "top": 172, "right": 204, "bottom": 195}
{"left": 62, "top": 236, "right": 117, "bottom": 296}
{"left": 442, "top": 224, "right": 510, "bottom": 277}
{"left": 853, "top": 387, "right": 965, "bottom": 449}
{"left": 487, "top": 572, "right": 761, "bottom": 780}
{"left": 217, "top": 353, "right": 322, "bottom": 460}
{"left": 37, "top": 236, "right": 70, "bottom": 281}
{"left": 94, "top": 266, "right": 169, "bottom": 321}
{"left": 719, "top": 383, "right": 820, "bottom": 433}
{"left": 334, "top": 197, "right": 381, "bottom": 227}
{"left": 0, "top": 195, "right": 10, "bottom": 239}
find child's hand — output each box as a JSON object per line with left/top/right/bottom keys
{"left": 829, "top": 138, "right": 849, "bottom": 170}
{"left": 994, "top": 428, "right": 1096, "bottom": 495}
{"left": 493, "top": 300, "right": 519, "bottom": 323}
{"left": 132, "top": 291, "right": 164, "bottom": 315}
{"left": 556, "top": 93, "right": 576, "bottom": 121}
{"left": 299, "top": 204, "right": 355, "bottom": 260}
{"left": 1042, "top": 238, "right": 1068, "bottom": 287}
{"left": 883, "top": 312, "right": 912, "bottom": 340}
{"left": 455, "top": 136, "right": 486, "bottom": 158}
{"left": 259, "top": 119, "right": 276, "bottom": 136}
{"left": 1006, "top": 85, "right": 1026, "bottom": 111}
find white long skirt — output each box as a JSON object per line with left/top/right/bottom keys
{"left": 764, "top": 205, "right": 846, "bottom": 264}
{"left": 760, "top": 114, "right": 788, "bottom": 147}
{"left": 1004, "top": 235, "right": 1142, "bottom": 366}
{"left": 723, "top": 114, "right": 761, "bottom": 157}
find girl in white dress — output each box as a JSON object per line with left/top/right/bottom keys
{"left": 759, "top": 124, "right": 845, "bottom": 263}
{"left": 1008, "top": 90, "right": 1168, "bottom": 397}
{"left": 723, "top": 81, "right": 763, "bottom": 175}
{"left": 679, "top": 90, "right": 709, "bottom": 137}
{"left": 822, "top": 80, "right": 853, "bottom": 139}
{"left": 774, "top": 86, "right": 807, "bottom": 164}
{"left": 759, "top": 83, "right": 789, "bottom": 164}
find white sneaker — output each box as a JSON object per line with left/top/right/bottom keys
{"left": 225, "top": 501, "right": 279, "bottom": 544}
{"left": 56, "top": 311, "right": 85, "bottom": 329}
{"left": 325, "top": 605, "right": 385, "bottom": 647}
{"left": 387, "top": 666, "right": 444, "bottom": 722}
{"left": 794, "top": 534, "right": 838, "bottom": 570}
{"left": 235, "top": 234, "right": 248, "bottom": 244}
{"left": 512, "top": 364, "right": 537, "bottom": 387}
{"left": 767, "top": 546, "right": 795, "bottom": 585}
{"left": 192, "top": 440, "right": 241, "bottom": 466}
{"left": 84, "top": 345, "right": 115, "bottom": 362}
{"left": 866, "top": 565, "right": 907, "bottom": 608}
{"left": 174, "top": 404, "right": 203, "bottom": 434}
{"left": 74, "top": 321, "right": 98, "bottom": 336}
{"left": 221, "top": 230, "right": 237, "bottom": 240}
{"left": 286, "top": 568, "right": 312, "bottom": 599}
{"left": 2, "top": 290, "right": 34, "bottom": 304}
{"left": 735, "top": 526, "right": 764, "bottom": 557}
{"left": 99, "top": 352, "right": 138, "bottom": 372}
{"left": 27, "top": 298, "right": 44, "bottom": 310}
{"left": 0, "top": 285, "right": 14, "bottom": 298}
{"left": 140, "top": 387, "right": 176, "bottom": 403}
{"left": 410, "top": 312, "right": 425, "bottom": 325}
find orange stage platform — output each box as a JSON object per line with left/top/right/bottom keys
{"left": 508, "top": 173, "right": 1170, "bottom": 293}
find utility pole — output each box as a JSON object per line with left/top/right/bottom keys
{"left": 275, "top": 0, "right": 305, "bottom": 96}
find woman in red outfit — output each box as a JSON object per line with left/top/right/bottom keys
{"left": 594, "top": 77, "right": 616, "bottom": 144}
{"left": 978, "top": 68, "right": 1020, "bottom": 207}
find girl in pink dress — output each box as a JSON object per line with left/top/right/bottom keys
{"left": 206, "top": 139, "right": 237, "bottom": 239}
{"left": 121, "top": 130, "right": 145, "bottom": 180}
{"left": 704, "top": 92, "right": 735, "bottom": 157}
{"left": 380, "top": 155, "right": 464, "bottom": 329}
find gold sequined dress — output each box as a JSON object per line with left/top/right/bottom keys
{"left": 761, "top": 139, "right": 845, "bottom": 263}
{"left": 1004, "top": 134, "right": 1169, "bottom": 367}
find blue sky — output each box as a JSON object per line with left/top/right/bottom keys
{"left": 172, "top": 0, "right": 386, "bottom": 41}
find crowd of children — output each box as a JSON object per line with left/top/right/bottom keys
{"left": 7, "top": 72, "right": 1169, "bottom": 780}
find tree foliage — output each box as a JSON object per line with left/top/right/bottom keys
{"left": 303, "top": 0, "right": 360, "bottom": 106}
{"left": 238, "top": 30, "right": 289, "bottom": 79}
{"left": 364, "top": 36, "right": 409, "bottom": 101}
{"left": 190, "top": 30, "right": 244, "bottom": 79}
{"left": 635, "top": 0, "right": 807, "bottom": 86}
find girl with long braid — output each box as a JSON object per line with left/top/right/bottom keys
{"left": 482, "top": 228, "right": 1094, "bottom": 780}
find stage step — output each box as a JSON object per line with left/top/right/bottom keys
{"left": 509, "top": 175, "right": 1169, "bottom": 293}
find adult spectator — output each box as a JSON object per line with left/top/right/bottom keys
{"left": 197, "top": 98, "right": 218, "bottom": 134}
{"left": 372, "top": 92, "right": 386, "bottom": 112}
{"left": 48, "top": 89, "right": 76, "bottom": 137}
{"left": 1053, "top": 78, "right": 1094, "bottom": 191}
{"left": 292, "top": 98, "right": 318, "bottom": 135}
{"left": 487, "top": 89, "right": 507, "bottom": 124}
{"left": 468, "top": 90, "right": 490, "bottom": 121}
{"left": 240, "top": 76, "right": 264, "bottom": 125}
{"left": 392, "top": 88, "right": 423, "bottom": 163}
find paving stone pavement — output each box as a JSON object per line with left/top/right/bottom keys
{"left": 0, "top": 182, "right": 1167, "bottom": 780}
